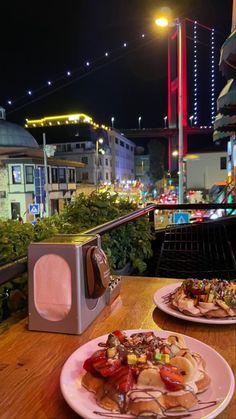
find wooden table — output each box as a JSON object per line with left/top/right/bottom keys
{"left": 0, "top": 277, "right": 235, "bottom": 419}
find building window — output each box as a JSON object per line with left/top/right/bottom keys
{"left": 126, "top": 144, "right": 130, "bottom": 150}
{"left": 25, "top": 166, "right": 34, "bottom": 184}
{"left": 105, "top": 158, "right": 108, "bottom": 166}
{"left": 220, "top": 156, "right": 226, "bottom": 170}
{"left": 82, "top": 172, "right": 89, "bottom": 180}
{"left": 115, "top": 138, "right": 118, "bottom": 144}
{"left": 106, "top": 172, "right": 109, "bottom": 180}
{"left": 81, "top": 156, "right": 88, "bottom": 164}
{"left": 120, "top": 140, "right": 124, "bottom": 147}
{"left": 131, "top": 146, "right": 133, "bottom": 152}
{"left": 59, "top": 168, "right": 66, "bottom": 183}
{"left": 68, "top": 168, "right": 75, "bottom": 182}
{"left": 12, "top": 166, "right": 22, "bottom": 184}
{"left": 51, "top": 167, "right": 58, "bottom": 183}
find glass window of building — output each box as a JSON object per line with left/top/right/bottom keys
{"left": 25, "top": 165, "right": 34, "bottom": 184}
{"left": 12, "top": 165, "right": 22, "bottom": 184}
{"left": 81, "top": 156, "right": 88, "bottom": 164}
{"left": 51, "top": 167, "right": 58, "bottom": 183}
{"left": 105, "top": 158, "right": 108, "bottom": 166}
{"left": 59, "top": 168, "right": 66, "bottom": 183}
{"left": 220, "top": 157, "right": 226, "bottom": 170}
{"left": 126, "top": 144, "right": 130, "bottom": 150}
{"left": 68, "top": 168, "right": 75, "bottom": 182}
{"left": 120, "top": 140, "right": 124, "bottom": 147}
{"left": 115, "top": 138, "right": 118, "bottom": 144}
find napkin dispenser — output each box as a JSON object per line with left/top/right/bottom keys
{"left": 28, "top": 234, "right": 110, "bottom": 334}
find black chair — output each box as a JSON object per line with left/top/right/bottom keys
{"left": 155, "top": 222, "right": 236, "bottom": 279}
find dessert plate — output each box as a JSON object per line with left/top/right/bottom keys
{"left": 60, "top": 329, "right": 235, "bottom": 419}
{"left": 153, "top": 283, "right": 236, "bottom": 325}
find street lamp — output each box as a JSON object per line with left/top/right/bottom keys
{"left": 111, "top": 116, "right": 115, "bottom": 128}
{"left": 155, "top": 16, "right": 184, "bottom": 204}
{"left": 163, "top": 115, "right": 168, "bottom": 128}
{"left": 43, "top": 133, "right": 50, "bottom": 217}
{"left": 138, "top": 116, "right": 142, "bottom": 129}
{"left": 189, "top": 115, "right": 194, "bottom": 127}
{"left": 96, "top": 138, "right": 104, "bottom": 187}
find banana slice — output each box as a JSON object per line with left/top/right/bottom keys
{"left": 183, "top": 352, "right": 197, "bottom": 372}
{"left": 170, "top": 356, "right": 195, "bottom": 383}
{"left": 137, "top": 367, "right": 165, "bottom": 389}
{"left": 166, "top": 333, "right": 186, "bottom": 349}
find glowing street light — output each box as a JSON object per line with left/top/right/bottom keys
{"left": 189, "top": 115, "right": 194, "bottom": 127}
{"left": 155, "top": 15, "right": 184, "bottom": 204}
{"left": 164, "top": 115, "right": 168, "bottom": 128}
{"left": 111, "top": 116, "right": 115, "bottom": 128}
{"left": 138, "top": 116, "right": 142, "bottom": 129}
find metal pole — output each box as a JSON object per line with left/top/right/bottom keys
{"left": 138, "top": 116, "right": 141, "bottom": 129}
{"left": 43, "top": 133, "right": 50, "bottom": 217}
{"left": 95, "top": 139, "right": 98, "bottom": 188}
{"left": 177, "top": 19, "right": 184, "bottom": 204}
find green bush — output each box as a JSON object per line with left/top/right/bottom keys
{"left": 0, "top": 220, "right": 34, "bottom": 265}
{"left": 0, "top": 191, "right": 154, "bottom": 273}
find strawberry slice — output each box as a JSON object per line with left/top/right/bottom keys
{"left": 112, "top": 330, "right": 126, "bottom": 343}
{"left": 83, "top": 349, "right": 106, "bottom": 373}
{"left": 107, "top": 366, "right": 134, "bottom": 392}
{"left": 160, "top": 364, "right": 184, "bottom": 391}
{"left": 93, "top": 358, "right": 121, "bottom": 377}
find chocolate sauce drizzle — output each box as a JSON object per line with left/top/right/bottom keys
{"left": 89, "top": 332, "right": 220, "bottom": 418}
{"left": 93, "top": 397, "right": 219, "bottom": 418}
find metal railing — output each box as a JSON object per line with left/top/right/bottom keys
{"left": 1, "top": 202, "right": 236, "bottom": 285}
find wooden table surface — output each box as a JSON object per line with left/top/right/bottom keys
{"left": 0, "top": 276, "right": 235, "bottom": 419}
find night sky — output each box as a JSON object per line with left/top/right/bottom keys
{"left": 1, "top": 0, "right": 233, "bottom": 129}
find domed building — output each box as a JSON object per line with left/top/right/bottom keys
{"left": 0, "top": 107, "right": 39, "bottom": 152}
{"left": 0, "top": 107, "right": 85, "bottom": 221}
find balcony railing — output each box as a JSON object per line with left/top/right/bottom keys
{"left": 1, "top": 203, "right": 236, "bottom": 285}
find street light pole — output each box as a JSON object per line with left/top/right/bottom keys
{"left": 177, "top": 18, "right": 184, "bottom": 204}
{"left": 155, "top": 15, "right": 184, "bottom": 204}
{"left": 189, "top": 115, "right": 194, "bottom": 127}
{"left": 43, "top": 133, "right": 50, "bottom": 217}
{"left": 164, "top": 115, "right": 168, "bottom": 128}
{"left": 138, "top": 116, "right": 142, "bottom": 129}
{"left": 95, "top": 138, "right": 103, "bottom": 188}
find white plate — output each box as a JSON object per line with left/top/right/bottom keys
{"left": 60, "top": 329, "right": 235, "bottom": 419}
{"left": 153, "top": 283, "right": 236, "bottom": 325}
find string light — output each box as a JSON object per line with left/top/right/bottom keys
{"left": 5, "top": 32, "right": 151, "bottom": 112}
{"left": 210, "top": 28, "right": 215, "bottom": 126}
{"left": 193, "top": 21, "right": 198, "bottom": 126}
{"left": 5, "top": 24, "right": 215, "bottom": 124}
